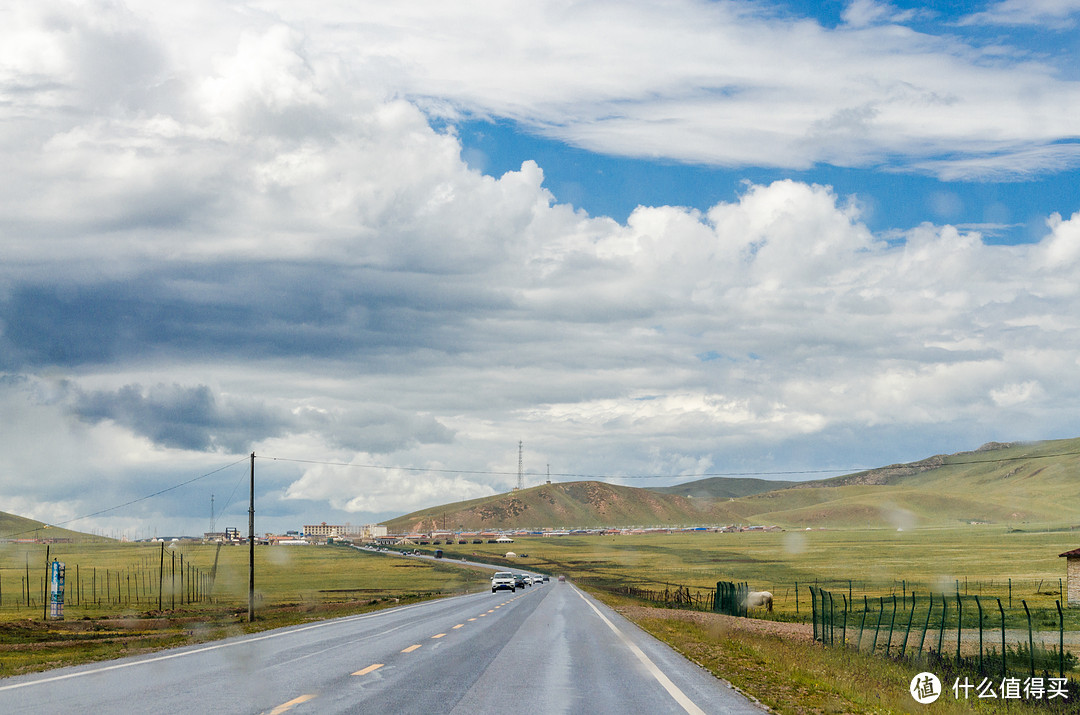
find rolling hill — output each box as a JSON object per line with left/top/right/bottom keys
{"left": 0, "top": 511, "right": 105, "bottom": 543}
{"left": 383, "top": 437, "right": 1080, "bottom": 531}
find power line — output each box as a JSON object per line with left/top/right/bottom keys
{"left": 1, "top": 456, "right": 249, "bottom": 541}
{"left": 259, "top": 448, "right": 1080, "bottom": 482}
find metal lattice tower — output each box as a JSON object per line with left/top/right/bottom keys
{"left": 517, "top": 441, "right": 524, "bottom": 491}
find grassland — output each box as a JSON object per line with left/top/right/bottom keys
{"left": 449, "top": 525, "right": 1080, "bottom": 712}
{"left": 441, "top": 525, "right": 1080, "bottom": 614}
{"left": 0, "top": 541, "right": 489, "bottom": 676}
{"left": 5, "top": 524, "right": 1080, "bottom": 712}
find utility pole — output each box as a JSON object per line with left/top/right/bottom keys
{"left": 248, "top": 452, "right": 255, "bottom": 623}
{"left": 517, "top": 441, "right": 523, "bottom": 491}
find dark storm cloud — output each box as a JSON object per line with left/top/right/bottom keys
{"left": 65, "top": 380, "right": 455, "bottom": 455}
{"left": 71, "top": 383, "right": 289, "bottom": 452}
{"left": 0, "top": 262, "right": 511, "bottom": 371}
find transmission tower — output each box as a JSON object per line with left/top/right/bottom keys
{"left": 517, "top": 441, "right": 524, "bottom": 491}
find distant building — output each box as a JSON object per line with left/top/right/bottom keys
{"left": 1060, "top": 548, "right": 1080, "bottom": 606}
{"left": 303, "top": 523, "right": 388, "bottom": 540}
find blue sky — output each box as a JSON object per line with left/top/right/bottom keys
{"left": 1, "top": 0, "right": 1080, "bottom": 538}
{"left": 456, "top": 118, "right": 1078, "bottom": 244}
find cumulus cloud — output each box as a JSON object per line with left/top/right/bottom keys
{"left": 1, "top": 0, "right": 1080, "bottom": 535}
{"left": 283, "top": 458, "right": 496, "bottom": 514}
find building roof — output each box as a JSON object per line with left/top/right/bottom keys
{"left": 1059, "top": 548, "right": 1080, "bottom": 558}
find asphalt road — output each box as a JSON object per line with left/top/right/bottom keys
{"left": 0, "top": 580, "right": 763, "bottom": 714}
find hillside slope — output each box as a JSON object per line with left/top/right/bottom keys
{"left": 0, "top": 511, "right": 100, "bottom": 542}
{"left": 384, "top": 481, "right": 715, "bottom": 532}
{"left": 384, "top": 437, "right": 1080, "bottom": 531}
{"left": 649, "top": 476, "right": 797, "bottom": 499}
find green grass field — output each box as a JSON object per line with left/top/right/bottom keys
{"left": 0, "top": 541, "right": 490, "bottom": 676}
{"left": 0, "top": 541, "right": 489, "bottom": 617}
{"left": 5, "top": 526, "right": 1080, "bottom": 712}
{"left": 438, "top": 525, "right": 1080, "bottom": 625}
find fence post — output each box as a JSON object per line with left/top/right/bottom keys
{"left": 975, "top": 595, "right": 983, "bottom": 673}
{"left": 810, "top": 586, "right": 818, "bottom": 641}
{"left": 795, "top": 580, "right": 798, "bottom": 615}
{"left": 900, "top": 592, "right": 916, "bottom": 657}
{"left": 998, "top": 598, "right": 1006, "bottom": 677}
{"left": 828, "top": 591, "right": 835, "bottom": 645}
{"left": 1022, "top": 600, "right": 1034, "bottom": 678}
{"left": 1057, "top": 600, "right": 1064, "bottom": 680}
{"left": 872, "top": 597, "right": 883, "bottom": 653}
{"left": 885, "top": 594, "right": 897, "bottom": 656}
{"left": 856, "top": 595, "right": 868, "bottom": 652}
{"left": 956, "top": 593, "right": 962, "bottom": 665}
{"left": 918, "top": 594, "right": 932, "bottom": 659}
{"left": 937, "top": 594, "right": 946, "bottom": 657}
{"left": 842, "top": 593, "right": 848, "bottom": 648}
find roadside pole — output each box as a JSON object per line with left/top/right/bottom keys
{"left": 248, "top": 452, "right": 255, "bottom": 623}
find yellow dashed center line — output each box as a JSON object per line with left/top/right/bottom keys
{"left": 401, "top": 644, "right": 422, "bottom": 653}
{"left": 265, "top": 694, "right": 317, "bottom": 714}
{"left": 432, "top": 633, "right": 447, "bottom": 639}
{"left": 467, "top": 618, "right": 477, "bottom": 622}
{"left": 352, "top": 664, "right": 384, "bottom": 676}
{"left": 452, "top": 624, "right": 464, "bottom": 629}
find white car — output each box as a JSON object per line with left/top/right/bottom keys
{"left": 491, "top": 571, "right": 516, "bottom": 593}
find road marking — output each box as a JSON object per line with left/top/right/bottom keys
{"left": 467, "top": 618, "right": 477, "bottom": 621}
{"left": 452, "top": 624, "right": 464, "bottom": 629}
{"left": 401, "top": 645, "right": 422, "bottom": 653}
{"left": 0, "top": 597, "right": 445, "bottom": 692}
{"left": 432, "top": 633, "right": 447, "bottom": 639}
{"left": 352, "top": 664, "right": 384, "bottom": 676}
{"left": 575, "top": 589, "right": 706, "bottom": 715}
{"left": 265, "top": 694, "right": 317, "bottom": 714}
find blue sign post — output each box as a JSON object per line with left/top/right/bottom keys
{"left": 49, "top": 560, "right": 65, "bottom": 620}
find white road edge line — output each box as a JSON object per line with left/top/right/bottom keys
{"left": 0, "top": 598, "right": 441, "bottom": 692}
{"left": 574, "top": 588, "right": 706, "bottom": 715}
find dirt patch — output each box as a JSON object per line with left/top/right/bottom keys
{"left": 616, "top": 605, "right": 814, "bottom": 643}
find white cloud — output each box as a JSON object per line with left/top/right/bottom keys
{"left": 283, "top": 458, "right": 496, "bottom": 514}
{"left": 962, "top": 0, "right": 1080, "bottom": 28}
{"left": 2, "top": 0, "right": 1080, "bottom": 534}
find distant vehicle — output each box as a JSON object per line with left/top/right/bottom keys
{"left": 513, "top": 573, "right": 526, "bottom": 589}
{"left": 434, "top": 549, "right": 443, "bottom": 558}
{"left": 522, "top": 575, "right": 533, "bottom": 586}
{"left": 491, "top": 572, "right": 516, "bottom": 593}
{"left": 542, "top": 575, "right": 550, "bottom": 583}
{"left": 557, "top": 575, "right": 566, "bottom": 582}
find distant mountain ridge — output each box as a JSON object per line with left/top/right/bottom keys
{"left": 384, "top": 437, "right": 1080, "bottom": 531}
{"left": 648, "top": 476, "right": 797, "bottom": 499}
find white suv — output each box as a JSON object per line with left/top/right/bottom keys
{"left": 491, "top": 571, "right": 516, "bottom": 593}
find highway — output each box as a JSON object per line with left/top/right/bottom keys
{"left": 0, "top": 580, "right": 763, "bottom": 714}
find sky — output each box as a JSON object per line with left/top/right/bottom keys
{"left": 1, "top": 0, "right": 1079, "bottom": 538}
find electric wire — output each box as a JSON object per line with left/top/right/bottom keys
{"left": 261, "top": 447, "right": 1080, "bottom": 482}
{"left": 1, "top": 456, "right": 249, "bottom": 541}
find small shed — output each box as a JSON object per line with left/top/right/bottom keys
{"left": 1059, "top": 548, "right": 1080, "bottom": 606}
